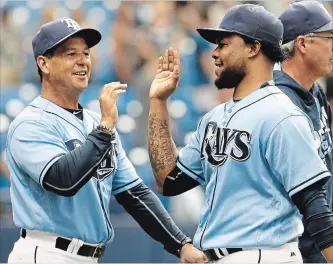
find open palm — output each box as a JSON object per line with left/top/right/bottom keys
{"left": 149, "top": 48, "right": 181, "bottom": 101}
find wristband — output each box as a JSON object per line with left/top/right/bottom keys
{"left": 96, "top": 125, "right": 116, "bottom": 141}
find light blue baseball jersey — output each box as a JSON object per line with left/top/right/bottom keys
{"left": 6, "top": 96, "right": 142, "bottom": 244}
{"left": 177, "top": 84, "right": 331, "bottom": 250}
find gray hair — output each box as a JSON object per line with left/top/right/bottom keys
{"left": 281, "top": 40, "right": 296, "bottom": 61}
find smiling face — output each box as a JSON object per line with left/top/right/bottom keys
{"left": 212, "top": 34, "right": 247, "bottom": 90}
{"left": 41, "top": 36, "right": 91, "bottom": 92}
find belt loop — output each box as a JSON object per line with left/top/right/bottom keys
{"left": 21, "top": 229, "right": 27, "bottom": 238}
{"left": 221, "top": 248, "right": 229, "bottom": 256}
{"left": 71, "top": 239, "right": 84, "bottom": 255}
{"left": 92, "top": 245, "right": 103, "bottom": 258}
{"left": 214, "top": 248, "right": 224, "bottom": 258}
{"left": 66, "top": 238, "right": 79, "bottom": 253}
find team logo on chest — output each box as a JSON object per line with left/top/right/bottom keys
{"left": 200, "top": 122, "right": 251, "bottom": 166}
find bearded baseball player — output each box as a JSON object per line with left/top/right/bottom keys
{"left": 274, "top": 1, "right": 333, "bottom": 263}
{"left": 147, "top": 4, "right": 333, "bottom": 263}
{"left": 6, "top": 18, "right": 207, "bottom": 263}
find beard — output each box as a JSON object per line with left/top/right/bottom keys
{"left": 214, "top": 65, "right": 246, "bottom": 90}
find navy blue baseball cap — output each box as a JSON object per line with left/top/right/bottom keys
{"left": 32, "top": 17, "right": 101, "bottom": 61}
{"left": 197, "top": 4, "right": 283, "bottom": 46}
{"left": 279, "top": 1, "right": 333, "bottom": 44}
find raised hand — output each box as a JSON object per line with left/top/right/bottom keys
{"left": 99, "top": 81, "right": 127, "bottom": 129}
{"left": 149, "top": 47, "right": 181, "bottom": 101}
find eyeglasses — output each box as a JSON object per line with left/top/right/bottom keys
{"left": 306, "top": 33, "right": 333, "bottom": 40}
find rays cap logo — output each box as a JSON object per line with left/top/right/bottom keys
{"left": 32, "top": 17, "right": 102, "bottom": 61}
{"left": 279, "top": 0, "right": 333, "bottom": 44}
{"left": 197, "top": 4, "right": 284, "bottom": 46}
{"left": 61, "top": 18, "right": 81, "bottom": 30}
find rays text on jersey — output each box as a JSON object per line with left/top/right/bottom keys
{"left": 200, "top": 122, "right": 251, "bottom": 166}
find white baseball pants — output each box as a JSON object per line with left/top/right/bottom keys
{"left": 8, "top": 230, "right": 98, "bottom": 263}
{"left": 215, "top": 242, "right": 302, "bottom": 264}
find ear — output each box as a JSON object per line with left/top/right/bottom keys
{"left": 36, "top": 56, "right": 50, "bottom": 75}
{"left": 248, "top": 40, "right": 261, "bottom": 59}
{"left": 295, "top": 36, "right": 307, "bottom": 55}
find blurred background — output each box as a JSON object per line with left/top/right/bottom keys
{"left": 0, "top": 0, "right": 332, "bottom": 262}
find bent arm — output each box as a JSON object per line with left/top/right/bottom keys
{"left": 148, "top": 98, "right": 178, "bottom": 193}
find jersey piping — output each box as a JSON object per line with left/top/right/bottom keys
{"left": 111, "top": 178, "right": 141, "bottom": 192}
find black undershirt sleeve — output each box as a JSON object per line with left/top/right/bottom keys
{"left": 292, "top": 182, "right": 333, "bottom": 251}
{"left": 115, "top": 182, "right": 191, "bottom": 257}
{"left": 163, "top": 165, "right": 200, "bottom": 196}
{"left": 43, "top": 129, "right": 113, "bottom": 197}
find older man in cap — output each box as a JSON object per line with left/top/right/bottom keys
{"left": 6, "top": 17, "right": 207, "bottom": 263}
{"left": 274, "top": 1, "right": 333, "bottom": 262}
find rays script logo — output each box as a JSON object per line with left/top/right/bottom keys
{"left": 200, "top": 122, "right": 251, "bottom": 166}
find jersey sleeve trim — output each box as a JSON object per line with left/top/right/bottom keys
{"left": 38, "top": 154, "right": 64, "bottom": 187}
{"left": 288, "top": 170, "right": 331, "bottom": 197}
{"left": 112, "top": 178, "right": 142, "bottom": 195}
{"left": 176, "top": 157, "right": 205, "bottom": 184}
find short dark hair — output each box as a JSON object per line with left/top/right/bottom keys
{"left": 241, "top": 35, "right": 284, "bottom": 64}
{"left": 37, "top": 45, "right": 59, "bottom": 83}
{"left": 216, "top": 33, "right": 283, "bottom": 64}
{"left": 240, "top": 35, "right": 284, "bottom": 64}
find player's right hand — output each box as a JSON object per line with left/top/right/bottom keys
{"left": 99, "top": 82, "right": 127, "bottom": 129}
{"left": 180, "top": 243, "right": 209, "bottom": 263}
{"left": 149, "top": 47, "right": 180, "bottom": 101}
